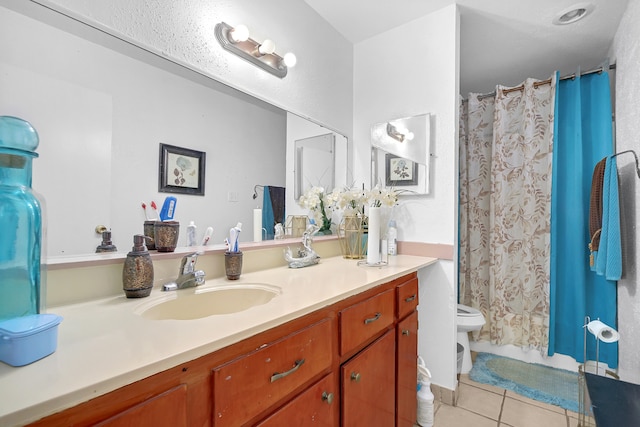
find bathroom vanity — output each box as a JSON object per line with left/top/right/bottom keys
{"left": 0, "top": 253, "right": 434, "bottom": 426}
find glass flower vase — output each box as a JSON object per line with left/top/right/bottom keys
{"left": 338, "top": 214, "right": 366, "bottom": 259}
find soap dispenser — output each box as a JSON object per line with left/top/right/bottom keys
{"left": 96, "top": 230, "right": 117, "bottom": 253}
{"left": 122, "top": 234, "right": 154, "bottom": 298}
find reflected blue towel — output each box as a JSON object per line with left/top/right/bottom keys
{"left": 595, "top": 156, "right": 622, "bottom": 280}
{"left": 262, "top": 186, "right": 275, "bottom": 240}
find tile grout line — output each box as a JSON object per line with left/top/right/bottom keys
{"left": 497, "top": 389, "right": 507, "bottom": 426}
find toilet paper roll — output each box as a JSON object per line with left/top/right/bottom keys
{"left": 367, "top": 206, "right": 381, "bottom": 265}
{"left": 253, "top": 209, "right": 262, "bottom": 242}
{"left": 586, "top": 320, "right": 619, "bottom": 343}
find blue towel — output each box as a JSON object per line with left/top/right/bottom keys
{"left": 595, "top": 156, "right": 622, "bottom": 280}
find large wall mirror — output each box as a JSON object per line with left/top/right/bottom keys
{"left": 0, "top": 3, "right": 349, "bottom": 257}
{"left": 371, "top": 113, "right": 430, "bottom": 195}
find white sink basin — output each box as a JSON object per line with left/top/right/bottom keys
{"left": 136, "top": 283, "right": 281, "bottom": 320}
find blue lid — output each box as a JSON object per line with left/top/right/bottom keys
{"left": 0, "top": 314, "right": 62, "bottom": 338}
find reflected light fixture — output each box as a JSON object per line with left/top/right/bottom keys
{"left": 386, "top": 122, "right": 414, "bottom": 143}
{"left": 552, "top": 3, "right": 594, "bottom": 25}
{"left": 215, "top": 22, "right": 296, "bottom": 78}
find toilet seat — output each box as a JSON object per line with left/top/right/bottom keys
{"left": 457, "top": 304, "right": 482, "bottom": 317}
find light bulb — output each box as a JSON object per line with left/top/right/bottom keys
{"left": 258, "top": 39, "right": 276, "bottom": 55}
{"left": 283, "top": 52, "right": 297, "bottom": 67}
{"left": 229, "top": 24, "right": 249, "bottom": 42}
{"left": 406, "top": 132, "right": 415, "bottom": 141}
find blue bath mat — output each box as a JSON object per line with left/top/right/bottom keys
{"left": 469, "top": 352, "right": 579, "bottom": 412}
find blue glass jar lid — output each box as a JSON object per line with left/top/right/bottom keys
{"left": 0, "top": 314, "right": 62, "bottom": 338}
{"left": 0, "top": 116, "right": 39, "bottom": 153}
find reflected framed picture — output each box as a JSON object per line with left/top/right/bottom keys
{"left": 385, "top": 154, "right": 418, "bottom": 186}
{"left": 158, "top": 143, "right": 206, "bottom": 196}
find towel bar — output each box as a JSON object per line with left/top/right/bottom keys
{"left": 611, "top": 149, "right": 640, "bottom": 179}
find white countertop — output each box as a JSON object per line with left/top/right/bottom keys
{"left": 0, "top": 254, "right": 436, "bottom": 426}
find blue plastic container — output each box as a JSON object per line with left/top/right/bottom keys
{"left": 0, "top": 314, "right": 62, "bottom": 366}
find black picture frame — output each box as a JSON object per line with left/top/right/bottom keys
{"left": 385, "top": 153, "right": 418, "bottom": 186}
{"left": 158, "top": 143, "right": 206, "bottom": 196}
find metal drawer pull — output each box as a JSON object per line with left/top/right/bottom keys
{"left": 321, "top": 391, "right": 334, "bottom": 404}
{"left": 364, "top": 312, "right": 381, "bottom": 324}
{"left": 402, "top": 329, "right": 410, "bottom": 336}
{"left": 405, "top": 295, "right": 416, "bottom": 302}
{"left": 351, "top": 372, "right": 361, "bottom": 382}
{"left": 270, "top": 359, "right": 305, "bottom": 383}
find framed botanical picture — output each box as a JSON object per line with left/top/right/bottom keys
{"left": 158, "top": 143, "right": 206, "bottom": 196}
{"left": 385, "top": 153, "right": 418, "bottom": 186}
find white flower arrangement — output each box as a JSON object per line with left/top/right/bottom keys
{"left": 297, "top": 186, "right": 333, "bottom": 232}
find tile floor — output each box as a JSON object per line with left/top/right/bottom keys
{"left": 431, "top": 374, "right": 581, "bottom": 427}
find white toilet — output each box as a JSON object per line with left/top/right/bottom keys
{"left": 457, "top": 303, "right": 486, "bottom": 374}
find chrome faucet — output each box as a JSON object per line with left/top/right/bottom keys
{"left": 162, "top": 252, "right": 206, "bottom": 291}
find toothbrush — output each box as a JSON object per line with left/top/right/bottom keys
{"left": 201, "top": 227, "right": 213, "bottom": 246}
{"left": 150, "top": 201, "right": 160, "bottom": 220}
{"left": 229, "top": 222, "right": 242, "bottom": 253}
{"left": 141, "top": 202, "right": 151, "bottom": 220}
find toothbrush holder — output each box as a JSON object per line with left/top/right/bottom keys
{"left": 154, "top": 221, "right": 180, "bottom": 252}
{"left": 143, "top": 220, "right": 156, "bottom": 250}
{"left": 224, "top": 251, "right": 243, "bottom": 280}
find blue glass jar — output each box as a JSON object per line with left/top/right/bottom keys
{"left": 0, "top": 116, "right": 42, "bottom": 321}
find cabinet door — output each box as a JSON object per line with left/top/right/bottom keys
{"left": 94, "top": 384, "right": 188, "bottom": 427}
{"left": 341, "top": 329, "right": 395, "bottom": 426}
{"left": 256, "top": 373, "right": 338, "bottom": 427}
{"left": 396, "top": 310, "right": 418, "bottom": 427}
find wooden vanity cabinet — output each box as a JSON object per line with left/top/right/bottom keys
{"left": 26, "top": 272, "right": 419, "bottom": 427}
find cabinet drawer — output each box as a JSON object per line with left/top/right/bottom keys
{"left": 340, "top": 288, "right": 394, "bottom": 356}
{"left": 212, "top": 318, "right": 333, "bottom": 426}
{"left": 397, "top": 277, "right": 419, "bottom": 319}
{"left": 256, "top": 373, "right": 338, "bottom": 426}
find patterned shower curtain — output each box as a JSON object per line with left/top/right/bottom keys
{"left": 459, "top": 75, "right": 556, "bottom": 352}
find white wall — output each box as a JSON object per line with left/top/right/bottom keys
{"left": 354, "top": 5, "right": 460, "bottom": 390}
{"left": 611, "top": 0, "right": 640, "bottom": 384}
{"left": 34, "top": 0, "right": 354, "bottom": 139}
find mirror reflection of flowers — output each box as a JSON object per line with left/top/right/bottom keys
{"left": 367, "top": 184, "right": 401, "bottom": 207}
{"left": 298, "top": 186, "right": 336, "bottom": 234}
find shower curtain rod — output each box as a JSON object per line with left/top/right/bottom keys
{"left": 473, "top": 63, "right": 617, "bottom": 101}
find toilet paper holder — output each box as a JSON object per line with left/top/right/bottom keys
{"left": 583, "top": 316, "right": 619, "bottom": 377}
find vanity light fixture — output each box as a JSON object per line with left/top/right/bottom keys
{"left": 386, "top": 122, "right": 414, "bottom": 143}
{"left": 215, "top": 22, "right": 296, "bottom": 78}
